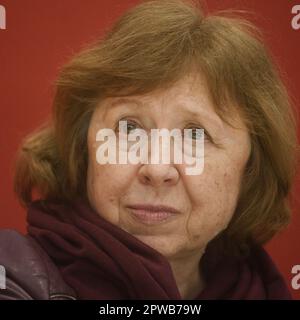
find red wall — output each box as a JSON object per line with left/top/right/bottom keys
{"left": 0, "top": 0, "right": 299, "bottom": 299}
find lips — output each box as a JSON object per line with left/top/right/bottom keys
{"left": 127, "top": 204, "right": 180, "bottom": 224}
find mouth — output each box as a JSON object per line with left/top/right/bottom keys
{"left": 126, "top": 204, "right": 180, "bottom": 225}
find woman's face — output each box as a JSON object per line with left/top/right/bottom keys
{"left": 87, "top": 72, "right": 251, "bottom": 259}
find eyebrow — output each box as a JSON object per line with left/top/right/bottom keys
{"left": 177, "top": 107, "right": 223, "bottom": 129}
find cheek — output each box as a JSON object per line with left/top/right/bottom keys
{"left": 184, "top": 162, "right": 243, "bottom": 245}
{"left": 87, "top": 160, "right": 135, "bottom": 223}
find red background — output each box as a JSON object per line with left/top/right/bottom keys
{"left": 0, "top": 0, "right": 299, "bottom": 299}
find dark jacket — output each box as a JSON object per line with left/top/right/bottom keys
{"left": 0, "top": 229, "right": 76, "bottom": 300}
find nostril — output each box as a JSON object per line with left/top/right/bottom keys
{"left": 145, "top": 176, "right": 151, "bottom": 183}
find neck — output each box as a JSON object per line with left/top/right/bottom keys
{"left": 168, "top": 249, "right": 205, "bottom": 299}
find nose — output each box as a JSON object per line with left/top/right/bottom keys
{"left": 138, "top": 163, "right": 179, "bottom": 187}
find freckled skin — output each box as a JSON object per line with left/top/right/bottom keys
{"left": 86, "top": 72, "right": 251, "bottom": 260}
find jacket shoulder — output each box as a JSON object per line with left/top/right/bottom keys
{"left": 0, "top": 229, "right": 76, "bottom": 300}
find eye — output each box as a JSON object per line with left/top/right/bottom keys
{"left": 184, "top": 126, "right": 208, "bottom": 141}
{"left": 125, "top": 121, "right": 139, "bottom": 134}
{"left": 116, "top": 118, "right": 141, "bottom": 134}
{"left": 187, "top": 128, "right": 203, "bottom": 140}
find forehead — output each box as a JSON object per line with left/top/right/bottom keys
{"left": 107, "top": 72, "right": 211, "bottom": 107}
{"left": 100, "top": 74, "right": 219, "bottom": 116}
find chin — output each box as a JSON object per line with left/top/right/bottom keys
{"left": 133, "top": 233, "right": 185, "bottom": 258}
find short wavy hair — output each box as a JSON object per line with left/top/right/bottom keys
{"left": 14, "top": 0, "right": 299, "bottom": 255}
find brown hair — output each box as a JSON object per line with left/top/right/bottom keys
{"left": 14, "top": 0, "right": 299, "bottom": 255}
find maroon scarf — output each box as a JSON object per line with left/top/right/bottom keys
{"left": 26, "top": 199, "right": 292, "bottom": 300}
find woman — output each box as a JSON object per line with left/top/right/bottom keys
{"left": 0, "top": 0, "right": 298, "bottom": 299}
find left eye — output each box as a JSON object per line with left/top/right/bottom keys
{"left": 185, "top": 127, "right": 205, "bottom": 140}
